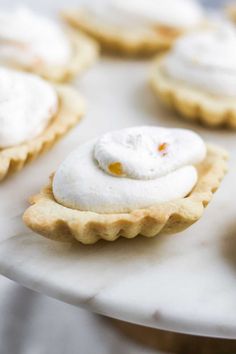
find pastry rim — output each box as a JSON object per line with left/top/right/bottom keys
{"left": 0, "top": 85, "right": 85, "bottom": 181}
{"left": 5, "top": 27, "right": 99, "bottom": 82}
{"left": 61, "top": 9, "right": 182, "bottom": 56}
{"left": 150, "top": 56, "right": 236, "bottom": 128}
{"left": 23, "top": 145, "right": 228, "bottom": 245}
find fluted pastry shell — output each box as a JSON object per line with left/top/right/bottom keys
{"left": 4, "top": 27, "right": 99, "bottom": 83}
{"left": 23, "top": 145, "right": 228, "bottom": 245}
{"left": 0, "top": 85, "right": 85, "bottom": 181}
{"left": 61, "top": 9, "right": 181, "bottom": 56}
{"left": 150, "top": 56, "right": 236, "bottom": 128}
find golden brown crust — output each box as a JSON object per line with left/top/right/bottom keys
{"left": 0, "top": 85, "right": 85, "bottom": 181}
{"left": 61, "top": 9, "right": 181, "bottom": 56}
{"left": 23, "top": 145, "right": 228, "bottom": 244}
{"left": 150, "top": 56, "right": 236, "bottom": 128}
{"left": 225, "top": 3, "right": 236, "bottom": 22}
{"left": 4, "top": 27, "right": 99, "bottom": 82}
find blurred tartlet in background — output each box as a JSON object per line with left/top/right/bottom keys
{"left": 0, "top": 67, "right": 85, "bottom": 181}
{"left": 0, "top": 7, "right": 99, "bottom": 82}
{"left": 225, "top": 2, "right": 236, "bottom": 22}
{"left": 150, "top": 24, "right": 236, "bottom": 128}
{"left": 62, "top": 0, "right": 206, "bottom": 56}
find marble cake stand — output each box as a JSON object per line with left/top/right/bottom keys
{"left": 0, "top": 59, "right": 236, "bottom": 340}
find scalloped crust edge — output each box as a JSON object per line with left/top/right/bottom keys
{"left": 61, "top": 9, "right": 180, "bottom": 56}
{"left": 0, "top": 85, "right": 85, "bottom": 181}
{"left": 6, "top": 27, "right": 99, "bottom": 83}
{"left": 150, "top": 56, "right": 236, "bottom": 128}
{"left": 23, "top": 145, "right": 228, "bottom": 245}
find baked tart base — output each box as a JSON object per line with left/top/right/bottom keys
{"left": 6, "top": 28, "right": 99, "bottom": 83}
{"left": 23, "top": 145, "right": 228, "bottom": 245}
{"left": 0, "top": 85, "right": 85, "bottom": 181}
{"left": 150, "top": 57, "right": 236, "bottom": 128}
{"left": 61, "top": 9, "right": 181, "bottom": 56}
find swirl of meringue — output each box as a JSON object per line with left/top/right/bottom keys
{"left": 53, "top": 126, "right": 206, "bottom": 213}
{"left": 94, "top": 126, "right": 205, "bottom": 180}
{"left": 0, "top": 67, "right": 58, "bottom": 148}
{"left": 0, "top": 7, "right": 71, "bottom": 68}
{"left": 85, "top": 0, "right": 204, "bottom": 30}
{"left": 163, "top": 24, "right": 236, "bottom": 96}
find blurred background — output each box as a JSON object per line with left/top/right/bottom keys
{"left": 0, "top": 0, "right": 234, "bottom": 353}
{"left": 0, "top": 0, "right": 231, "bottom": 13}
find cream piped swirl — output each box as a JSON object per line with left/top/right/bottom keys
{"left": 0, "top": 7, "right": 71, "bottom": 68}
{"left": 94, "top": 126, "right": 205, "bottom": 179}
{"left": 86, "top": 0, "right": 204, "bottom": 30}
{"left": 53, "top": 126, "right": 206, "bottom": 213}
{"left": 163, "top": 25, "right": 236, "bottom": 96}
{"left": 0, "top": 67, "right": 58, "bottom": 148}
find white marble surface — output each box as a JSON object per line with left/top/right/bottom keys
{"left": 0, "top": 57, "right": 236, "bottom": 339}
{"left": 0, "top": 276, "right": 160, "bottom": 354}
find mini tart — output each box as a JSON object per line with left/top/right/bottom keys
{"left": 0, "top": 85, "right": 85, "bottom": 181}
{"left": 61, "top": 9, "right": 182, "bottom": 56}
{"left": 150, "top": 56, "right": 236, "bottom": 128}
{"left": 225, "top": 3, "right": 236, "bottom": 23}
{"left": 8, "top": 27, "right": 99, "bottom": 83}
{"left": 23, "top": 145, "right": 228, "bottom": 245}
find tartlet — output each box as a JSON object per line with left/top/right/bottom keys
{"left": 225, "top": 3, "right": 236, "bottom": 23}
{"left": 25, "top": 28, "right": 99, "bottom": 83}
{"left": 0, "top": 83, "right": 85, "bottom": 182}
{"left": 23, "top": 127, "right": 228, "bottom": 245}
{"left": 150, "top": 26, "right": 236, "bottom": 128}
{"left": 61, "top": 0, "right": 205, "bottom": 56}
{"left": 62, "top": 9, "right": 180, "bottom": 56}
{"left": 150, "top": 56, "right": 236, "bottom": 128}
{"left": 0, "top": 7, "right": 99, "bottom": 82}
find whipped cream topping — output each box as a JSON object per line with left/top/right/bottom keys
{"left": 163, "top": 25, "right": 236, "bottom": 96}
{"left": 0, "top": 67, "right": 58, "bottom": 148}
{"left": 53, "top": 126, "right": 206, "bottom": 213}
{"left": 86, "top": 0, "right": 204, "bottom": 30}
{"left": 0, "top": 7, "right": 71, "bottom": 68}
{"left": 94, "top": 126, "right": 205, "bottom": 180}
